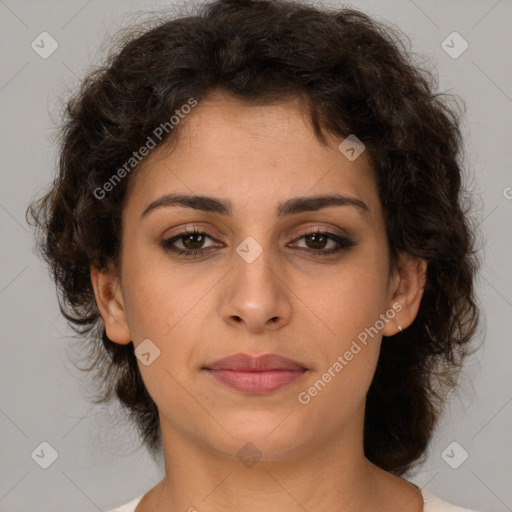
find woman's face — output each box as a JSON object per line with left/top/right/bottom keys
{"left": 93, "top": 90, "right": 425, "bottom": 462}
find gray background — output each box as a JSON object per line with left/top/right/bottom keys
{"left": 1, "top": 0, "right": 511, "bottom": 511}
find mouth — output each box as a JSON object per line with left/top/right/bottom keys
{"left": 202, "top": 352, "right": 309, "bottom": 394}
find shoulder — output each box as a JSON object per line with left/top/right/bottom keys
{"left": 421, "top": 488, "right": 482, "bottom": 512}
{"left": 103, "top": 488, "right": 482, "bottom": 512}
{"left": 105, "top": 494, "right": 144, "bottom": 512}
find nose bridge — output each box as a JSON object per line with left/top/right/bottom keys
{"left": 232, "top": 232, "right": 281, "bottom": 298}
{"left": 220, "top": 231, "right": 292, "bottom": 331}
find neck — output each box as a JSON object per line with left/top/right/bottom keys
{"left": 139, "top": 409, "right": 420, "bottom": 512}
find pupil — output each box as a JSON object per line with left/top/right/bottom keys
{"left": 180, "top": 233, "right": 328, "bottom": 251}
{"left": 184, "top": 233, "right": 204, "bottom": 250}
{"left": 307, "top": 233, "right": 326, "bottom": 249}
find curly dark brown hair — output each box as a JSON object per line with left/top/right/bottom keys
{"left": 27, "top": 0, "right": 481, "bottom": 476}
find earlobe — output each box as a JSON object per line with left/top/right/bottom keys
{"left": 382, "top": 253, "right": 428, "bottom": 337}
{"left": 90, "top": 266, "right": 132, "bottom": 344}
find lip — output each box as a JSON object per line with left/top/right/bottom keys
{"left": 202, "top": 353, "right": 308, "bottom": 394}
{"left": 204, "top": 353, "right": 307, "bottom": 372}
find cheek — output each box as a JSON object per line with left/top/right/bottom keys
{"left": 317, "top": 254, "right": 390, "bottom": 343}
{"left": 317, "top": 301, "right": 383, "bottom": 393}
{"left": 298, "top": 269, "right": 387, "bottom": 418}
{"left": 118, "top": 254, "right": 205, "bottom": 402}
{"left": 120, "top": 246, "right": 219, "bottom": 352}
{"left": 120, "top": 268, "right": 163, "bottom": 340}
{"left": 119, "top": 240, "right": 175, "bottom": 342}
{"left": 305, "top": 249, "right": 390, "bottom": 394}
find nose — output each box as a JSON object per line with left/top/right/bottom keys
{"left": 219, "top": 241, "right": 293, "bottom": 333}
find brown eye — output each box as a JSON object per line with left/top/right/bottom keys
{"left": 304, "top": 232, "right": 329, "bottom": 250}
{"left": 161, "top": 228, "right": 220, "bottom": 257}
{"left": 161, "top": 227, "right": 355, "bottom": 259}
{"left": 181, "top": 232, "right": 207, "bottom": 250}
{"left": 291, "top": 230, "right": 355, "bottom": 256}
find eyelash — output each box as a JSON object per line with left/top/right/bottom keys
{"left": 160, "top": 227, "right": 355, "bottom": 259}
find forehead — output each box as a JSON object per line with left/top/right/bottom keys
{"left": 125, "top": 91, "right": 380, "bottom": 223}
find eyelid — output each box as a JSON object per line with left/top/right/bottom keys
{"left": 162, "top": 224, "right": 225, "bottom": 242}
{"left": 162, "top": 223, "right": 350, "bottom": 244}
{"left": 292, "top": 224, "right": 351, "bottom": 238}
{"left": 160, "top": 223, "right": 355, "bottom": 258}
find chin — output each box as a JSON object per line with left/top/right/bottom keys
{"left": 202, "top": 416, "right": 314, "bottom": 463}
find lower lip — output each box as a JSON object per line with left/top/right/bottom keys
{"left": 204, "top": 369, "right": 307, "bottom": 394}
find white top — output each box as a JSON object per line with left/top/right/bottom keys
{"left": 106, "top": 488, "right": 480, "bottom": 511}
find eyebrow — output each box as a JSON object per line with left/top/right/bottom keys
{"left": 140, "top": 193, "right": 369, "bottom": 219}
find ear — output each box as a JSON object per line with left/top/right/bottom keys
{"left": 90, "top": 266, "right": 132, "bottom": 344}
{"left": 382, "top": 251, "right": 428, "bottom": 337}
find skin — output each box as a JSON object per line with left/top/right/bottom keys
{"left": 91, "top": 89, "right": 427, "bottom": 512}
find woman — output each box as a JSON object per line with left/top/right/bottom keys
{"left": 27, "top": 0, "right": 482, "bottom": 510}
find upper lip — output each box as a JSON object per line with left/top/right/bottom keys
{"left": 203, "top": 353, "right": 307, "bottom": 372}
